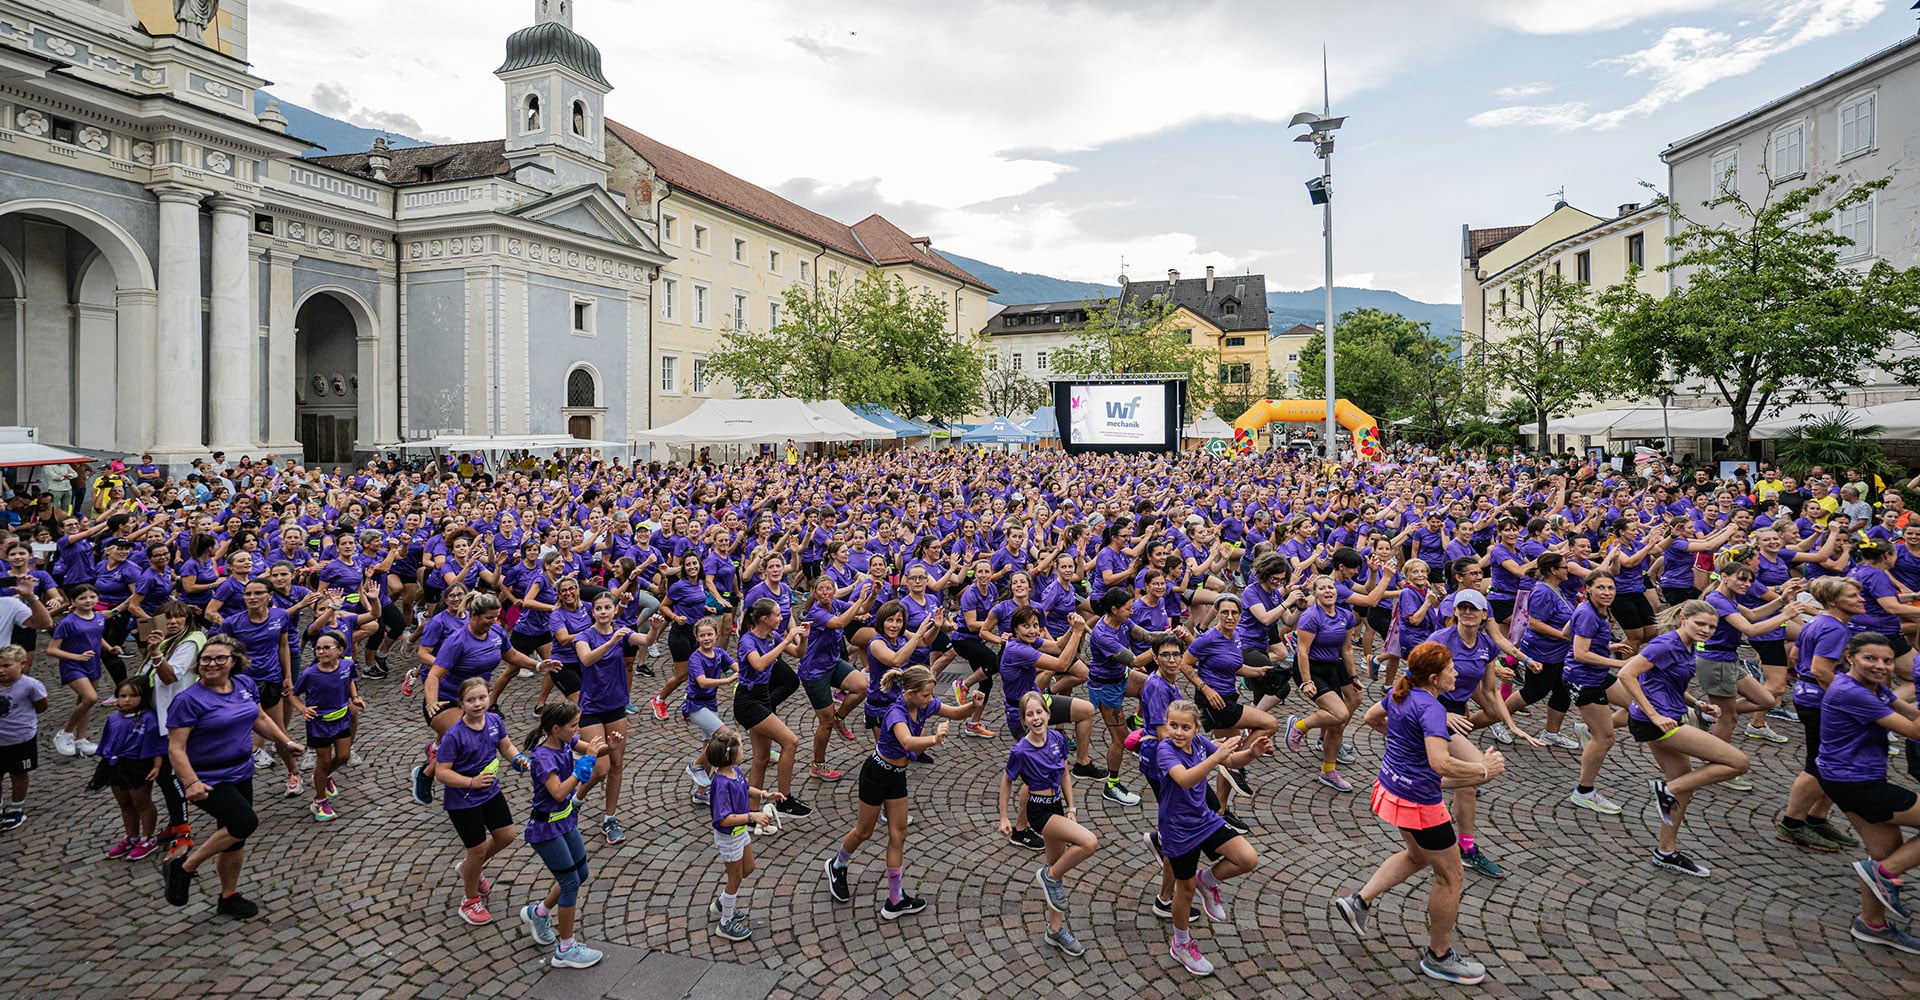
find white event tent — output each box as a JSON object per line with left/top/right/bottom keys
{"left": 803, "top": 399, "right": 895, "bottom": 441}
{"left": 634, "top": 398, "right": 880, "bottom": 445}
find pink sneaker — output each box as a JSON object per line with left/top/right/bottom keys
{"left": 106, "top": 837, "right": 135, "bottom": 859}
{"left": 458, "top": 896, "right": 493, "bottom": 925}
{"left": 126, "top": 837, "right": 158, "bottom": 860}
{"left": 1169, "top": 938, "right": 1214, "bottom": 976}
{"left": 401, "top": 673, "right": 416, "bottom": 697}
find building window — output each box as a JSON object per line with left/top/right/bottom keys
{"left": 768, "top": 249, "right": 782, "bottom": 274}
{"left": 1012, "top": 353, "right": 1023, "bottom": 372}
{"left": 985, "top": 353, "right": 997, "bottom": 371}
{"left": 1575, "top": 251, "right": 1592, "bottom": 284}
{"left": 1223, "top": 301, "right": 1238, "bottom": 316}
{"left": 571, "top": 100, "right": 588, "bottom": 137}
{"left": 692, "top": 282, "right": 709, "bottom": 326}
{"left": 826, "top": 268, "right": 840, "bottom": 286}
{"left": 1287, "top": 352, "right": 1298, "bottom": 362}
{"left": 692, "top": 224, "right": 708, "bottom": 252}
{"left": 659, "top": 354, "right": 678, "bottom": 393}
{"left": 733, "top": 237, "right": 747, "bottom": 263}
{"left": 1173, "top": 328, "right": 1192, "bottom": 345}
{"left": 1036, "top": 351, "right": 1048, "bottom": 371}
{"left": 571, "top": 298, "right": 595, "bottom": 336}
{"left": 1626, "top": 233, "right": 1645, "bottom": 269}
{"left": 799, "top": 261, "right": 811, "bottom": 282}
{"left": 732, "top": 292, "right": 748, "bottom": 330}
{"left": 660, "top": 213, "right": 678, "bottom": 244}
{"left": 768, "top": 301, "right": 781, "bottom": 328}
{"left": 1839, "top": 92, "right": 1876, "bottom": 159}
{"left": 523, "top": 93, "right": 541, "bottom": 132}
{"left": 1710, "top": 149, "right": 1738, "bottom": 195}
{"left": 692, "top": 356, "right": 709, "bottom": 395}
{"left": 1836, "top": 197, "right": 1874, "bottom": 258}
{"left": 1769, "top": 121, "right": 1805, "bottom": 179}
{"left": 1285, "top": 371, "right": 1299, "bottom": 390}
{"left": 1498, "top": 288, "right": 1508, "bottom": 316}
{"left": 1219, "top": 363, "right": 1250, "bottom": 385}
{"left": 566, "top": 366, "right": 597, "bottom": 407}
{"left": 660, "top": 277, "right": 678, "bottom": 321}
{"left": 1225, "top": 336, "right": 1246, "bottom": 347}
{"left": 1552, "top": 261, "right": 1562, "bottom": 278}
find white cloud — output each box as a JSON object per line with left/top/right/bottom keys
{"left": 1469, "top": 0, "right": 1883, "bottom": 131}
{"left": 1491, "top": 81, "right": 1555, "bottom": 100}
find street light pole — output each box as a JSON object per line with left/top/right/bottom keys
{"left": 1292, "top": 61, "right": 1345, "bottom": 466}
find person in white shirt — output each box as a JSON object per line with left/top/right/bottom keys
{"left": 0, "top": 578, "right": 53, "bottom": 650}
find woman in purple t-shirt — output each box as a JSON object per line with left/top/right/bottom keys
{"left": 735, "top": 598, "right": 810, "bottom": 819}
{"left": 1564, "top": 571, "right": 1637, "bottom": 815}
{"left": 1336, "top": 640, "right": 1506, "bottom": 986}
{"left": 1619, "top": 600, "right": 1752, "bottom": 878}
{"left": 572, "top": 592, "right": 663, "bottom": 846}
{"left": 1776, "top": 576, "right": 1867, "bottom": 850}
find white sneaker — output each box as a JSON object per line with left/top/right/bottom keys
{"left": 74, "top": 738, "right": 98, "bottom": 756}
{"left": 1489, "top": 722, "right": 1514, "bottom": 745}
{"left": 53, "top": 731, "right": 77, "bottom": 756}
{"left": 1567, "top": 788, "right": 1623, "bottom": 815}
{"left": 1574, "top": 721, "right": 1592, "bottom": 748}
{"left": 252, "top": 747, "right": 275, "bottom": 769}
{"left": 649, "top": 642, "right": 665, "bottom": 658}
{"left": 1540, "top": 730, "right": 1580, "bottom": 750}
{"left": 299, "top": 751, "right": 317, "bottom": 771}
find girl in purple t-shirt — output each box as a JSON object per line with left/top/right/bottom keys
{"left": 702, "top": 726, "right": 784, "bottom": 943}
{"left": 997, "top": 690, "right": 1100, "bottom": 958}
{"left": 1618, "top": 600, "right": 1752, "bottom": 879}
{"left": 436, "top": 676, "right": 529, "bottom": 927}
{"left": 1153, "top": 699, "right": 1265, "bottom": 978}
{"left": 518, "top": 701, "right": 611, "bottom": 969}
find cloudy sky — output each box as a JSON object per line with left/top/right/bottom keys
{"left": 252, "top": 0, "right": 1911, "bottom": 306}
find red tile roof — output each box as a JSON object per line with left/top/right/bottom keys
{"left": 606, "top": 119, "right": 992, "bottom": 292}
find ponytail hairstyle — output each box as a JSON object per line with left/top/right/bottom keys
{"left": 1807, "top": 575, "right": 1860, "bottom": 608}
{"left": 525, "top": 699, "right": 582, "bottom": 747}
{"left": 704, "top": 726, "right": 744, "bottom": 769}
{"left": 744, "top": 597, "right": 780, "bottom": 631}
{"left": 1655, "top": 598, "right": 1717, "bottom": 632}
{"left": 1535, "top": 551, "right": 1564, "bottom": 577}
{"left": 880, "top": 663, "right": 936, "bottom": 697}
{"left": 1095, "top": 588, "right": 1134, "bottom": 618}
{"left": 1711, "top": 555, "right": 1754, "bottom": 582}
{"left": 1394, "top": 640, "right": 1453, "bottom": 703}
{"left": 464, "top": 591, "right": 502, "bottom": 617}
{"left": 1101, "top": 517, "right": 1132, "bottom": 547}
{"left": 1855, "top": 537, "right": 1893, "bottom": 564}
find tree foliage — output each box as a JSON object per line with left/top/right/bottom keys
{"left": 1598, "top": 173, "right": 1920, "bottom": 456}
{"left": 1047, "top": 295, "right": 1220, "bottom": 417}
{"left": 981, "top": 365, "right": 1051, "bottom": 418}
{"left": 1296, "top": 308, "right": 1467, "bottom": 439}
{"left": 704, "top": 269, "right": 984, "bottom": 423}
{"left": 1468, "top": 272, "right": 1620, "bottom": 449}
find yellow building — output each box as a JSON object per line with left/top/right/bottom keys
{"left": 602, "top": 124, "right": 995, "bottom": 423}
{"left": 1267, "top": 323, "right": 1318, "bottom": 396}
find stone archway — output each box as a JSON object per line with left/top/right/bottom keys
{"left": 294, "top": 290, "right": 366, "bottom": 464}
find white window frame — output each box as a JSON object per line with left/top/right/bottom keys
{"left": 1709, "top": 147, "right": 1739, "bottom": 196}
{"left": 660, "top": 276, "right": 678, "bottom": 322}
{"left": 691, "top": 223, "right": 709, "bottom": 253}
{"left": 1036, "top": 350, "right": 1048, "bottom": 371}
{"left": 1768, "top": 120, "right": 1806, "bottom": 181}
{"left": 768, "top": 300, "right": 781, "bottom": 329}
{"left": 731, "top": 291, "right": 749, "bottom": 331}
{"left": 691, "top": 354, "right": 710, "bottom": 396}
{"left": 1011, "top": 353, "right": 1023, "bottom": 372}
{"left": 732, "top": 237, "right": 748, "bottom": 264}
{"left": 570, "top": 296, "right": 595, "bottom": 337}
{"left": 1287, "top": 352, "right": 1298, "bottom": 363}
{"left": 985, "top": 353, "right": 997, "bottom": 371}
{"left": 826, "top": 267, "right": 840, "bottom": 287}
{"left": 1285, "top": 371, "right": 1300, "bottom": 390}
{"left": 1836, "top": 195, "right": 1875, "bottom": 260}
{"left": 660, "top": 212, "right": 679, "bottom": 245}
{"left": 659, "top": 353, "right": 679, "bottom": 394}
{"left": 692, "top": 281, "right": 710, "bottom": 327}
{"left": 768, "top": 248, "right": 782, "bottom": 275}
{"left": 1838, "top": 90, "right": 1876, "bottom": 160}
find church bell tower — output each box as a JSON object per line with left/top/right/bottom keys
{"left": 496, "top": 0, "right": 611, "bottom": 191}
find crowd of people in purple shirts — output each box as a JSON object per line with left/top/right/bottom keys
{"left": 2, "top": 443, "right": 1919, "bottom": 983}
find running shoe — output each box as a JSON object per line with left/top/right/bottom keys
{"left": 1648, "top": 778, "right": 1677, "bottom": 827}
{"left": 1462, "top": 847, "right": 1507, "bottom": 878}
{"left": 1775, "top": 820, "right": 1839, "bottom": 852}
{"left": 1150, "top": 896, "right": 1201, "bottom": 920}
{"left": 651, "top": 696, "right": 669, "bottom": 721}
{"left": 458, "top": 897, "right": 493, "bottom": 925}
{"left": 126, "top": 837, "right": 158, "bottom": 861}
{"left": 520, "top": 903, "right": 556, "bottom": 945}
{"left": 708, "top": 898, "right": 752, "bottom": 922}
{"left": 1540, "top": 730, "right": 1580, "bottom": 750}
{"left": 107, "top": 837, "right": 135, "bottom": 859}
{"left": 831, "top": 689, "right": 842, "bottom": 704}
{"left": 1724, "top": 774, "right": 1753, "bottom": 791}
{"left": 284, "top": 774, "right": 304, "bottom": 797}
{"left": 1850, "top": 916, "right": 1920, "bottom": 954}
{"left": 1330, "top": 892, "right": 1371, "bottom": 938}
{"left": 1127, "top": 713, "right": 1144, "bottom": 730}
{"left": 1045, "top": 927, "right": 1085, "bottom": 957}
{"left": 1102, "top": 781, "right": 1142, "bottom": 806}
{"left": 1855, "top": 859, "right": 1912, "bottom": 918}
{"left": 686, "top": 762, "right": 713, "bottom": 788}
{"left": 311, "top": 799, "right": 337, "bottom": 822}
{"left": 216, "top": 893, "right": 260, "bottom": 919}
{"left": 692, "top": 788, "right": 710, "bottom": 806}
{"left": 1337, "top": 743, "right": 1358, "bottom": 765}
{"left": 880, "top": 894, "right": 926, "bottom": 920}
{"left": 1653, "top": 849, "right": 1710, "bottom": 878}
{"left": 1744, "top": 723, "right": 1788, "bottom": 744}
{"left": 164, "top": 856, "right": 195, "bottom": 906}
{"left": 1420, "top": 948, "right": 1486, "bottom": 985}
{"left": 1567, "top": 789, "right": 1623, "bottom": 815}
{"left": 1766, "top": 706, "right": 1799, "bottom": 724}
{"left": 713, "top": 914, "right": 752, "bottom": 941}
{"left": 0, "top": 809, "right": 23, "bottom": 832}
{"left": 768, "top": 744, "right": 783, "bottom": 765}
{"left": 1071, "top": 761, "right": 1109, "bottom": 780}
{"left": 298, "top": 751, "right": 316, "bottom": 771}
{"left": 551, "top": 941, "right": 604, "bottom": 969}
{"left": 1145, "top": 830, "right": 1162, "bottom": 856}
{"left": 649, "top": 641, "right": 665, "bottom": 658}
{"left": 454, "top": 860, "right": 494, "bottom": 895}
{"left": 1221, "top": 766, "right": 1254, "bottom": 797}
{"left": 1489, "top": 722, "right": 1514, "bottom": 745}
{"left": 410, "top": 764, "right": 434, "bottom": 805}
{"left": 401, "top": 673, "right": 416, "bottom": 697}
{"left": 952, "top": 680, "right": 969, "bottom": 705}
{"left": 774, "top": 797, "right": 811, "bottom": 818}
{"left": 1318, "top": 770, "right": 1354, "bottom": 793}
{"left": 162, "top": 824, "right": 191, "bottom": 859}
{"left": 836, "top": 721, "right": 857, "bottom": 742}
{"left": 1035, "top": 866, "right": 1069, "bottom": 914}
{"left": 963, "top": 722, "right": 996, "bottom": 739}
{"left": 1219, "top": 810, "right": 1251, "bottom": 835}
{"left": 601, "top": 816, "right": 626, "bottom": 844}
{"left": 1169, "top": 938, "right": 1215, "bottom": 976}
{"left": 1195, "top": 871, "right": 1227, "bottom": 921}
{"left": 1808, "top": 817, "right": 1860, "bottom": 846}
{"left": 1010, "top": 828, "right": 1045, "bottom": 850}
{"left": 251, "top": 746, "right": 273, "bottom": 768}
{"left": 626, "top": 702, "right": 642, "bottom": 716}
{"left": 325, "top": 776, "right": 339, "bottom": 799}
{"left": 1284, "top": 715, "right": 1305, "bottom": 753}
{"left": 825, "top": 858, "right": 851, "bottom": 903}
{"left": 810, "top": 763, "right": 844, "bottom": 782}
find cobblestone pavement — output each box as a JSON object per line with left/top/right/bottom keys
{"left": 5, "top": 644, "right": 1920, "bottom": 1000}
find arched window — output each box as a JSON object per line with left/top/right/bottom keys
{"left": 523, "top": 94, "right": 541, "bottom": 132}
{"left": 571, "top": 101, "right": 588, "bottom": 137}
{"left": 567, "top": 366, "right": 597, "bottom": 408}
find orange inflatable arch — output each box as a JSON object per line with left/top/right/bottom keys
{"left": 1231, "top": 399, "right": 1379, "bottom": 454}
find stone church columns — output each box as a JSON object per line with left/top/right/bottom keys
{"left": 150, "top": 184, "right": 205, "bottom": 454}
{"left": 264, "top": 250, "right": 298, "bottom": 449}
{"left": 206, "top": 195, "right": 256, "bottom": 451}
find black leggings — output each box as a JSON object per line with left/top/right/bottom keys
{"left": 1516, "top": 659, "right": 1571, "bottom": 713}
{"left": 371, "top": 602, "right": 406, "bottom": 650}
{"left": 952, "top": 636, "right": 998, "bottom": 695}
{"left": 157, "top": 757, "right": 188, "bottom": 828}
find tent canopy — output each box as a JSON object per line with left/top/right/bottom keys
{"left": 633, "top": 398, "right": 871, "bottom": 445}
{"left": 960, "top": 417, "right": 1038, "bottom": 443}
{"left": 1852, "top": 399, "right": 1920, "bottom": 439}
{"left": 0, "top": 427, "right": 92, "bottom": 468}
{"left": 804, "top": 400, "right": 894, "bottom": 440}
{"left": 1183, "top": 408, "right": 1233, "bottom": 439}
{"left": 1020, "top": 407, "right": 1060, "bottom": 438}
{"left": 851, "top": 404, "right": 929, "bottom": 438}
{"left": 1542, "top": 406, "right": 1664, "bottom": 437}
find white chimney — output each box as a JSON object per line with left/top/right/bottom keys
{"left": 1205, "top": 265, "right": 1215, "bottom": 292}
{"left": 1168, "top": 268, "right": 1179, "bottom": 284}
{"left": 1617, "top": 202, "right": 1639, "bottom": 216}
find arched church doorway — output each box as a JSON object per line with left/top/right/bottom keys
{"left": 294, "top": 292, "right": 361, "bottom": 465}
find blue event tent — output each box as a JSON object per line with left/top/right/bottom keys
{"left": 1020, "top": 406, "right": 1059, "bottom": 439}
{"left": 851, "top": 404, "right": 931, "bottom": 438}
{"left": 960, "top": 416, "right": 1038, "bottom": 444}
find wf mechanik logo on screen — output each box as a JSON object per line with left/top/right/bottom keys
{"left": 1106, "top": 396, "right": 1144, "bottom": 424}
{"left": 1069, "top": 384, "right": 1165, "bottom": 445}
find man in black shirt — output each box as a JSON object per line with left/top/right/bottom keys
{"left": 1775, "top": 475, "right": 1809, "bottom": 518}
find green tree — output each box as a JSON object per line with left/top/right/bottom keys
{"left": 1296, "top": 308, "right": 1462, "bottom": 433}
{"left": 1599, "top": 174, "right": 1920, "bottom": 457}
{"left": 981, "top": 364, "right": 1051, "bottom": 418}
{"left": 1468, "top": 271, "right": 1619, "bottom": 450}
{"left": 1048, "top": 295, "right": 1219, "bottom": 417}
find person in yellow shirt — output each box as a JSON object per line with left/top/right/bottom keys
{"left": 1753, "top": 473, "right": 1785, "bottom": 501}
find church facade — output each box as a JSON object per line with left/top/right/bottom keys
{"left": 0, "top": 0, "right": 989, "bottom": 466}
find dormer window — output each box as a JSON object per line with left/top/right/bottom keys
{"left": 571, "top": 100, "right": 588, "bottom": 137}
{"left": 1222, "top": 299, "right": 1238, "bottom": 316}
{"left": 523, "top": 94, "right": 541, "bottom": 132}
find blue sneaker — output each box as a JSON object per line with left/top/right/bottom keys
{"left": 410, "top": 764, "right": 433, "bottom": 805}
{"left": 552, "top": 941, "right": 604, "bottom": 969}
{"left": 1851, "top": 915, "right": 1920, "bottom": 954}
{"left": 520, "top": 903, "right": 555, "bottom": 945}
{"left": 1855, "top": 859, "right": 1912, "bottom": 919}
